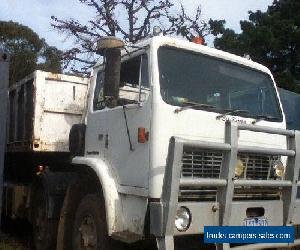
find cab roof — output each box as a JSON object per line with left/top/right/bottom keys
{"left": 94, "top": 35, "right": 273, "bottom": 78}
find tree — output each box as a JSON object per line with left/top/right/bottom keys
{"left": 214, "top": 0, "right": 300, "bottom": 92}
{"left": 0, "top": 21, "right": 62, "bottom": 85}
{"left": 51, "top": 0, "right": 224, "bottom": 73}
{"left": 37, "top": 41, "right": 63, "bottom": 73}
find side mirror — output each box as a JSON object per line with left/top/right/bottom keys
{"left": 96, "top": 37, "right": 124, "bottom": 108}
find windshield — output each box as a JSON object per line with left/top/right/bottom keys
{"left": 158, "top": 46, "right": 283, "bottom": 121}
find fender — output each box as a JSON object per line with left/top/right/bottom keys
{"left": 72, "top": 156, "right": 124, "bottom": 235}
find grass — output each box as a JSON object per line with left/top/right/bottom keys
{"left": 0, "top": 233, "right": 29, "bottom": 250}
{"left": 0, "top": 242, "right": 16, "bottom": 250}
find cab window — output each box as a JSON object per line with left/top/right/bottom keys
{"left": 93, "top": 54, "right": 149, "bottom": 110}
{"left": 119, "top": 54, "right": 149, "bottom": 104}
{"left": 93, "top": 71, "right": 105, "bottom": 111}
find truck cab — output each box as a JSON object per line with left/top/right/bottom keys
{"left": 66, "top": 36, "right": 300, "bottom": 249}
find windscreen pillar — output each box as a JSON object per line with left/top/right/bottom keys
{"left": 0, "top": 51, "right": 9, "bottom": 226}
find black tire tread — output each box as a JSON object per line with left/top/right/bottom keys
{"left": 72, "top": 194, "right": 124, "bottom": 250}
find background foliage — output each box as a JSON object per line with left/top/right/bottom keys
{"left": 0, "top": 21, "right": 62, "bottom": 85}
{"left": 214, "top": 0, "right": 300, "bottom": 92}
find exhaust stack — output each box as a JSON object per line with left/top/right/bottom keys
{"left": 96, "top": 37, "right": 124, "bottom": 108}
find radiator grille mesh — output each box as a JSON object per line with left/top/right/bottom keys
{"left": 180, "top": 148, "right": 281, "bottom": 201}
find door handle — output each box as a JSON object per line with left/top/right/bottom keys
{"left": 105, "top": 134, "right": 109, "bottom": 149}
{"left": 98, "top": 133, "right": 108, "bottom": 148}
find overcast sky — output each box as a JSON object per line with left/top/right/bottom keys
{"left": 0, "top": 0, "right": 273, "bottom": 50}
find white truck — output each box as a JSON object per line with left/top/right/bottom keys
{"left": 1, "top": 34, "right": 300, "bottom": 250}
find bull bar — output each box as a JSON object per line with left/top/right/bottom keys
{"left": 150, "top": 121, "right": 300, "bottom": 250}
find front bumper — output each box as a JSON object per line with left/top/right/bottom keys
{"left": 152, "top": 200, "right": 285, "bottom": 236}
{"left": 150, "top": 122, "right": 300, "bottom": 249}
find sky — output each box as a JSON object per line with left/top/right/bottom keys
{"left": 0, "top": 0, "right": 274, "bottom": 51}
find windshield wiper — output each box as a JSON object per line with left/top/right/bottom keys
{"left": 252, "top": 115, "right": 279, "bottom": 124}
{"left": 174, "top": 101, "right": 215, "bottom": 114}
{"left": 216, "top": 109, "right": 250, "bottom": 120}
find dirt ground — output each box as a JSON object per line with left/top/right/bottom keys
{"left": 0, "top": 218, "right": 216, "bottom": 250}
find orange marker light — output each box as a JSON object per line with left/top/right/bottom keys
{"left": 38, "top": 165, "right": 44, "bottom": 172}
{"left": 36, "top": 165, "right": 45, "bottom": 175}
{"left": 138, "top": 127, "right": 149, "bottom": 143}
{"left": 192, "top": 36, "right": 205, "bottom": 45}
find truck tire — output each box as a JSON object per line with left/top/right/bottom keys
{"left": 32, "top": 184, "right": 58, "bottom": 250}
{"left": 69, "top": 124, "right": 86, "bottom": 156}
{"left": 72, "top": 194, "right": 122, "bottom": 250}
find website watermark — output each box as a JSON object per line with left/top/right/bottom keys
{"left": 204, "top": 226, "right": 294, "bottom": 244}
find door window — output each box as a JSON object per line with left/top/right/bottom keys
{"left": 119, "top": 54, "right": 149, "bottom": 104}
{"left": 93, "top": 54, "right": 149, "bottom": 110}
{"left": 93, "top": 71, "right": 105, "bottom": 111}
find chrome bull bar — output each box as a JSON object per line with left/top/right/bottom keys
{"left": 150, "top": 121, "right": 300, "bottom": 250}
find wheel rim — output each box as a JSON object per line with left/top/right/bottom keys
{"left": 78, "top": 214, "right": 98, "bottom": 249}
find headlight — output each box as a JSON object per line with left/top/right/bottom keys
{"left": 175, "top": 207, "right": 191, "bottom": 232}
{"left": 273, "top": 160, "right": 285, "bottom": 178}
{"left": 235, "top": 159, "right": 245, "bottom": 177}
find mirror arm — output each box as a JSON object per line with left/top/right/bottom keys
{"left": 123, "top": 102, "right": 143, "bottom": 110}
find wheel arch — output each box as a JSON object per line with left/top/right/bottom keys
{"left": 71, "top": 156, "right": 124, "bottom": 235}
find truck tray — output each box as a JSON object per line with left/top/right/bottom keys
{"left": 6, "top": 70, "right": 88, "bottom": 152}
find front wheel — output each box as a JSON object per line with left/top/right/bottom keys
{"left": 72, "top": 194, "right": 122, "bottom": 250}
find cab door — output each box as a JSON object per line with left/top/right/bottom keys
{"left": 106, "top": 54, "right": 151, "bottom": 189}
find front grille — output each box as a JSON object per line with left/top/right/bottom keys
{"left": 178, "top": 186, "right": 281, "bottom": 202}
{"left": 239, "top": 154, "right": 279, "bottom": 180}
{"left": 182, "top": 150, "right": 223, "bottom": 178}
{"left": 181, "top": 149, "right": 280, "bottom": 180}
{"left": 180, "top": 148, "right": 281, "bottom": 201}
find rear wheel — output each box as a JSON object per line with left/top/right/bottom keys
{"left": 32, "top": 184, "right": 58, "bottom": 250}
{"left": 72, "top": 194, "right": 122, "bottom": 250}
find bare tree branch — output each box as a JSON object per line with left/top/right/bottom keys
{"left": 52, "top": 0, "right": 224, "bottom": 73}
